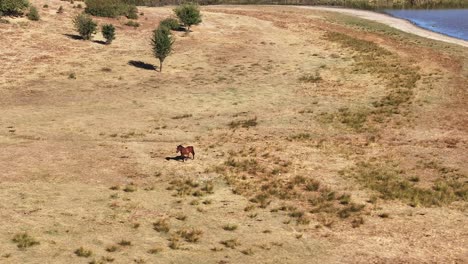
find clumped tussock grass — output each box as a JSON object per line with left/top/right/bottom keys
{"left": 153, "top": 218, "right": 170, "bottom": 233}
{"left": 12, "top": 233, "right": 40, "bottom": 250}
{"left": 345, "top": 162, "right": 467, "bottom": 207}
{"left": 123, "top": 183, "right": 136, "bottom": 192}
{"left": 228, "top": 117, "right": 257, "bottom": 129}
{"left": 220, "top": 238, "right": 240, "bottom": 249}
{"left": 298, "top": 71, "right": 322, "bottom": 83}
{"left": 168, "top": 234, "right": 181, "bottom": 249}
{"left": 177, "top": 228, "right": 203, "bottom": 243}
{"left": 148, "top": 247, "right": 163, "bottom": 254}
{"left": 167, "top": 178, "right": 212, "bottom": 197}
{"left": 289, "top": 133, "right": 313, "bottom": 141}
{"left": 118, "top": 240, "right": 131, "bottom": 246}
{"left": 223, "top": 224, "right": 238, "bottom": 231}
{"left": 171, "top": 114, "right": 192, "bottom": 119}
{"left": 74, "top": 247, "right": 92, "bottom": 257}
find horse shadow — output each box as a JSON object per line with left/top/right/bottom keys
{"left": 165, "top": 155, "right": 188, "bottom": 162}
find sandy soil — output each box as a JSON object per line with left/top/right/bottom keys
{"left": 298, "top": 6, "right": 468, "bottom": 48}
{"left": 0, "top": 3, "right": 467, "bottom": 264}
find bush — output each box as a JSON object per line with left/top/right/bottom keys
{"left": 27, "top": 5, "right": 39, "bottom": 20}
{"left": 85, "top": 0, "right": 136, "bottom": 18}
{"left": 173, "top": 2, "right": 201, "bottom": 32}
{"left": 151, "top": 25, "right": 173, "bottom": 72}
{"left": 101, "top": 24, "right": 115, "bottom": 44}
{"left": 160, "top": 17, "right": 179, "bottom": 30}
{"left": 73, "top": 13, "right": 97, "bottom": 40}
{"left": 57, "top": 6, "right": 63, "bottom": 13}
{"left": 0, "top": 0, "right": 29, "bottom": 16}
{"left": 124, "top": 20, "right": 139, "bottom": 27}
{"left": 125, "top": 4, "right": 137, "bottom": 19}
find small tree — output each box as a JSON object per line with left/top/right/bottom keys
{"left": 27, "top": 5, "right": 39, "bottom": 20}
{"left": 101, "top": 24, "right": 115, "bottom": 44}
{"left": 73, "top": 13, "right": 97, "bottom": 40}
{"left": 151, "top": 26, "right": 173, "bottom": 72}
{"left": 173, "top": 3, "right": 201, "bottom": 32}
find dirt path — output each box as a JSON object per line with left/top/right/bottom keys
{"left": 297, "top": 6, "right": 468, "bottom": 48}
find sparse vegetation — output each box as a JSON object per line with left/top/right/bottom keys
{"left": 177, "top": 228, "right": 203, "bottom": 242}
{"left": 222, "top": 224, "right": 238, "bottom": 231}
{"left": 12, "top": 233, "right": 39, "bottom": 249}
{"left": 345, "top": 162, "right": 467, "bottom": 207}
{"left": 74, "top": 247, "right": 92, "bottom": 257}
{"left": 220, "top": 238, "right": 240, "bottom": 249}
{"left": 153, "top": 218, "right": 170, "bottom": 233}
{"left": 118, "top": 240, "right": 131, "bottom": 246}
{"left": 228, "top": 117, "right": 257, "bottom": 129}
{"left": 299, "top": 71, "right": 322, "bottom": 83}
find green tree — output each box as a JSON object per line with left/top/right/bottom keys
{"left": 101, "top": 24, "right": 115, "bottom": 44}
{"left": 151, "top": 26, "right": 174, "bottom": 72}
{"left": 73, "top": 13, "right": 97, "bottom": 40}
{"left": 173, "top": 3, "right": 201, "bottom": 32}
{"left": 27, "top": 5, "right": 39, "bottom": 20}
{"left": 0, "top": 0, "right": 29, "bottom": 16}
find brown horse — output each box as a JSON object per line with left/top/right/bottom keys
{"left": 176, "top": 145, "right": 195, "bottom": 161}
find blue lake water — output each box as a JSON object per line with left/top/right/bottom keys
{"left": 383, "top": 9, "right": 468, "bottom": 41}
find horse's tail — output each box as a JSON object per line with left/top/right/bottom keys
{"left": 191, "top": 147, "right": 195, "bottom": 160}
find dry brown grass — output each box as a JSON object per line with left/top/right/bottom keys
{"left": 0, "top": 3, "right": 466, "bottom": 264}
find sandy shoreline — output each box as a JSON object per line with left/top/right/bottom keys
{"left": 297, "top": 6, "right": 468, "bottom": 48}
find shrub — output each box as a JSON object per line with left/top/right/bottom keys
{"left": 124, "top": 20, "right": 139, "bottom": 27}
{"left": 101, "top": 24, "right": 115, "bottom": 44}
{"left": 125, "top": 4, "right": 137, "bottom": 19}
{"left": 160, "top": 17, "right": 179, "bottom": 30}
{"left": 73, "top": 13, "right": 97, "bottom": 40}
{"left": 85, "top": 0, "right": 136, "bottom": 18}
{"left": 151, "top": 25, "right": 173, "bottom": 72}
{"left": 26, "top": 5, "right": 39, "bottom": 20}
{"left": 57, "top": 6, "right": 63, "bottom": 13}
{"left": 43, "top": 4, "right": 48, "bottom": 8}
{"left": 0, "top": 0, "right": 29, "bottom": 16}
{"left": 173, "top": 2, "right": 201, "bottom": 32}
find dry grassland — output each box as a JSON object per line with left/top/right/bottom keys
{"left": 0, "top": 2, "right": 467, "bottom": 263}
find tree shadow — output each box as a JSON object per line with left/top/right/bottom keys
{"left": 128, "top": 60, "right": 156, "bottom": 70}
{"left": 93, "top": 40, "right": 107, "bottom": 45}
{"left": 165, "top": 155, "right": 188, "bottom": 162}
{"left": 63, "top": 34, "right": 83, "bottom": 40}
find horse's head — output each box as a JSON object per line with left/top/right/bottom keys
{"left": 176, "top": 145, "right": 183, "bottom": 153}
